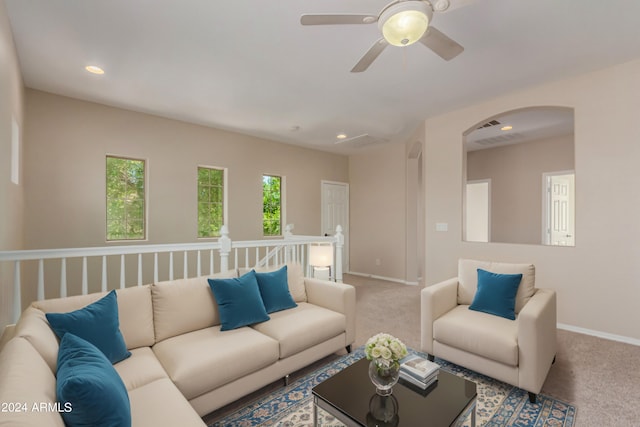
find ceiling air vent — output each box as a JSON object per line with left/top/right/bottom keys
{"left": 475, "top": 133, "right": 524, "bottom": 146}
{"left": 476, "top": 119, "right": 501, "bottom": 130}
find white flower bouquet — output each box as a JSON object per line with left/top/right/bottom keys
{"left": 364, "top": 333, "right": 408, "bottom": 370}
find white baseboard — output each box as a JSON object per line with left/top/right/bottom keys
{"left": 557, "top": 323, "right": 640, "bottom": 347}
{"left": 346, "top": 271, "right": 419, "bottom": 286}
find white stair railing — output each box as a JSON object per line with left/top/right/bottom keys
{"left": 0, "top": 225, "right": 343, "bottom": 323}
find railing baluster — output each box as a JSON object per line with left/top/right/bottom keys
{"left": 234, "top": 248, "right": 238, "bottom": 270}
{"left": 244, "top": 248, "right": 249, "bottom": 269}
{"left": 137, "top": 253, "right": 143, "bottom": 286}
{"left": 154, "top": 253, "right": 159, "bottom": 283}
{"left": 197, "top": 251, "right": 202, "bottom": 277}
{"left": 82, "top": 256, "right": 88, "bottom": 295}
{"left": 37, "top": 259, "right": 45, "bottom": 300}
{"left": 60, "top": 258, "right": 67, "bottom": 298}
{"left": 13, "top": 261, "right": 21, "bottom": 323}
{"left": 209, "top": 250, "right": 214, "bottom": 275}
{"left": 169, "top": 252, "right": 174, "bottom": 280}
{"left": 183, "top": 251, "right": 188, "bottom": 279}
{"left": 120, "top": 254, "right": 125, "bottom": 289}
{"left": 101, "top": 256, "right": 107, "bottom": 292}
{"left": 255, "top": 247, "right": 259, "bottom": 268}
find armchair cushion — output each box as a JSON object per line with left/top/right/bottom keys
{"left": 469, "top": 269, "right": 522, "bottom": 320}
{"left": 433, "top": 305, "right": 519, "bottom": 366}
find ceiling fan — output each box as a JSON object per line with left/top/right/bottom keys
{"left": 300, "top": 0, "right": 464, "bottom": 72}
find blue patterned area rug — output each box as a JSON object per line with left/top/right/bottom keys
{"left": 209, "top": 348, "right": 576, "bottom": 427}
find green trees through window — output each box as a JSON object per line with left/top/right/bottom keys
{"left": 263, "top": 175, "right": 281, "bottom": 236}
{"left": 106, "top": 156, "right": 145, "bottom": 240}
{"left": 198, "top": 167, "right": 225, "bottom": 238}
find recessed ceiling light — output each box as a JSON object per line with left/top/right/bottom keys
{"left": 85, "top": 65, "right": 105, "bottom": 75}
{"left": 501, "top": 125, "right": 513, "bottom": 131}
{"left": 336, "top": 133, "right": 347, "bottom": 140}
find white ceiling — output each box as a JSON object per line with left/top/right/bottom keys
{"left": 4, "top": 0, "right": 640, "bottom": 155}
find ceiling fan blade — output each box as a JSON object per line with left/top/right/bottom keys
{"left": 351, "top": 38, "right": 389, "bottom": 73}
{"left": 419, "top": 26, "right": 464, "bottom": 60}
{"left": 300, "top": 14, "right": 378, "bottom": 26}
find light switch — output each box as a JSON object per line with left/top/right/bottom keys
{"left": 436, "top": 222, "right": 448, "bottom": 232}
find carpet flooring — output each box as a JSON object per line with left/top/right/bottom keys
{"left": 203, "top": 274, "right": 640, "bottom": 426}
{"left": 208, "top": 347, "right": 575, "bottom": 427}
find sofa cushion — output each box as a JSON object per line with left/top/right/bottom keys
{"left": 433, "top": 305, "right": 519, "bottom": 366}
{"left": 0, "top": 337, "right": 65, "bottom": 426}
{"left": 152, "top": 325, "right": 279, "bottom": 400}
{"left": 13, "top": 306, "right": 61, "bottom": 372}
{"left": 458, "top": 259, "right": 535, "bottom": 313}
{"left": 114, "top": 347, "right": 169, "bottom": 391}
{"left": 242, "top": 262, "right": 307, "bottom": 303}
{"left": 56, "top": 333, "right": 131, "bottom": 427}
{"left": 251, "top": 302, "right": 346, "bottom": 359}
{"left": 152, "top": 270, "right": 237, "bottom": 342}
{"left": 128, "top": 378, "right": 206, "bottom": 427}
{"left": 255, "top": 266, "right": 298, "bottom": 313}
{"left": 469, "top": 269, "right": 522, "bottom": 320}
{"left": 46, "top": 290, "right": 131, "bottom": 364}
{"left": 207, "top": 270, "right": 270, "bottom": 331}
{"left": 33, "top": 285, "right": 155, "bottom": 352}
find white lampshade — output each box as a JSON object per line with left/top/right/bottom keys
{"left": 309, "top": 244, "right": 333, "bottom": 267}
{"left": 379, "top": 1, "right": 432, "bottom": 47}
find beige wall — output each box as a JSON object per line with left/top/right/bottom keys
{"left": 467, "top": 134, "right": 574, "bottom": 244}
{"left": 424, "top": 59, "right": 640, "bottom": 342}
{"left": 17, "top": 89, "right": 348, "bottom": 305}
{"left": 0, "top": 2, "right": 24, "bottom": 327}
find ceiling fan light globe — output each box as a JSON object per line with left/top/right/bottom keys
{"left": 379, "top": 2, "right": 432, "bottom": 47}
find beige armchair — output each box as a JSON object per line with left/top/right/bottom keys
{"left": 420, "top": 259, "right": 556, "bottom": 403}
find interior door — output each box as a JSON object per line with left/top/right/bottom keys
{"left": 465, "top": 180, "right": 490, "bottom": 242}
{"left": 545, "top": 172, "right": 575, "bottom": 246}
{"left": 321, "top": 181, "right": 349, "bottom": 273}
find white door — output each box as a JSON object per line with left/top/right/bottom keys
{"left": 465, "top": 180, "right": 490, "bottom": 242}
{"left": 544, "top": 172, "right": 575, "bottom": 246}
{"left": 321, "top": 181, "right": 349, "bottom": 273}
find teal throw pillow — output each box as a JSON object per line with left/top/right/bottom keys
{"left": 46, "top": 290, "right": 131, "bottom": 364}
{"left": 56, "top": 333, "right": 131, "bottom": 427}
{"left": 469, "top": 269, "right": 522, "bottom": 320}
{"left": 255, "top": 266, "right": 298, "bottom": 314}
{"left": 208, "top": 270, "right": 270, "bottom": 331}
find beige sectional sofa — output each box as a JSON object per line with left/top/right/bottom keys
{"left": 0, "top": 264, "right": 356, "bottom": 426}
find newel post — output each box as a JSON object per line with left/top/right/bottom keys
{"left": 284, "top": 224, "right": 294, "bottom": 264}
{"left": 334, "top": 225, "right": 344, "bottom": 283}
{"left": 219, "top": 225, "right": 232, "bottom": 273}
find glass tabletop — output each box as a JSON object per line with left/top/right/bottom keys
{"left": 312, "top": 358, "right": 476, "bottom": 427}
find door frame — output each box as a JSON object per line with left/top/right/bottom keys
{"left": 321, "top": 180, "right": 349, "bottom": 273}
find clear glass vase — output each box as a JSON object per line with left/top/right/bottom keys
{"left": 368, "top": 359, "right": 400, "bottom": 396}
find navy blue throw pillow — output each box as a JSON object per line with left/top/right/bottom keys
{"left": 469, "top": 269, "right": 522, "bottom": 320}
{"left": 255, "top": 266, "right": 298, "bottom": 314}
{"left": 46, "top": 290, "right": 131, "bottom": 364}
{"left": 208, "top": 270, "right": 270, "bottom": 331}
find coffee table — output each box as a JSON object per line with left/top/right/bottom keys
{"left": 312, "top": 357, "right": 476, "bottom": 427}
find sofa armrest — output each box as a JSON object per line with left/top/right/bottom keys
{"left": 420, "top": 278, "right": 459, "bottom": 355}
{"left": 304, "top": 278, "right": 356, "bottom": 347}
{"left": 517, "top": 288, "right": 557, "bottom": 394}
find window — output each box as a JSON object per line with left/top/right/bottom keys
{"left": 262, "top": 175, "right": 282, "bottom": 236}
{"left": 198, "top": 166, "right": 226, "bottom": 238}
{"left": 106, "top": 156, "right": 146, "bottom": 241}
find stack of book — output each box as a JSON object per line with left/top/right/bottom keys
{"left": 399, "top": 354, "right": 439, "bottom": 390}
